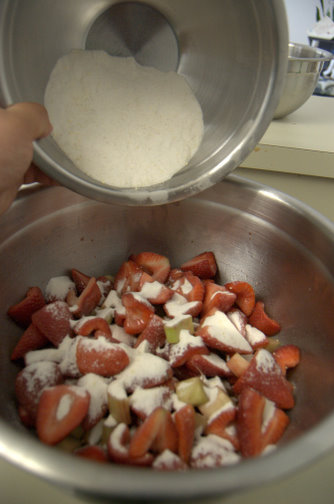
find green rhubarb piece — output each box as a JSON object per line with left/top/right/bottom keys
{"left": 265, "top": 337, "right": 281, "bottom": 353}
{"left": 108, "top": 395, "right": 131, "bottom": 424}
{"left": 176, "top": 376, "right": 209, "bottom": 406}
{"left": 56, "top": 435, "right": 82, "bottom": 453}
{"left": 164, "top": 315, "right": 194, "bottom": 343}
{"left": 199, "top": 388, "right": 232, "bottom": 419}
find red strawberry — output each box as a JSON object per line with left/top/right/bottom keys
{"left": 134, "top": 314, "right": 166, "bottom": 352}
{"left": 76, "top": 336, "right": 129, "bottom": 377}
{"left": 15, "top": 362, "right": 63, "bottom": 426}
{"left": 74, "top": 317, "right": 112, "bottom": 339}
{"left": 236, "top": 387, "right": 266, "bottom": 457}
{"left": 168, "top": 331, "right": 209, "bottom": 368}
{"left": 71, "top": 268, "right": 91, "bottom": 294}
{"left": 139, "top": 278, "right": 173, "bottom": 305}
{"left": 204, "top": 403, "right": 236, "bottom": 435}
{"left": 75, "top": 445, "right": 108, "bottom": 463}
{"left": 129, "top": 407, "right": 178, "bottom": 459}
{"left": 11, "top": 323, "right": 49, "bottom": 360}
{"left": 153, "top": 451, "right": 188, "bottom": 471}
{"left": 201, "top": 281, "right": 236, "bottom": 316}
{"left": 108, "top": 423, "right": 154, "bottom": 466}
{"left": 227, "top": 308, "right": 248, "bottom": 338}
{"left": 168, "top": 271, "right": 204, "bottom": 303}
{"left": 67, "top": 277, "right": 101, "bottom": 318}
{"left": 248, "top": 301, "right": 281, "bottom": 336}
{"left": 36, "top": 384, "right": 90, "bottom": 445}
{"left": 205, "top": 424, "right": 240, "bottom": 451}
{"left": 131, "top": 252, "right": 171, "bottom": 283}
{"left": 233, "top": 348, "right": 295, "bottom": 409}
{"left": 114, "top": 260, "right": 143, "bottom": 295}
{"left": 180, "top": 251, "right": 217, "bottom": 279}
{"left": 31, "top": 301, "right": 72, "bottom": 347}
{"left": 164, "top": 293, "right": 203, "bottom": 319}
{"left": 122, "top": 292, "right": 154, "bottom": 334}
{"left": 224, "top": 281, "right": 255, "bottom": 316}
{"left": 174, "top": 404, "right": 195, "bottom": 464}
{"left": 262, "top": 406, "right": 289, "bottom": 448}
{"left": 185, "top": 352, "right": 232, "bottom": 377}
{"left": 7, "top": 286, "right": 46, "bottom": 328}
{"left": 273, "top": 344, "right": 300, "bottom": 375}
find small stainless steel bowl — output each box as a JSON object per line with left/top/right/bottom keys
{"left": 0, "top": 0, "right": 288, "bottom": 205}
{"left": 274, "top": 41, "right": 333, "bottom": 119}
{"left": 2, "top": 176, "right": 334, "bottom": 502}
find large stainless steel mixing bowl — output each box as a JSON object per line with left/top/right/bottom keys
{"left": 0, "top": 0, "right": 288, "bottom": 205}
{"left": 1, "top": 176, "right": 334, "bottom": 502}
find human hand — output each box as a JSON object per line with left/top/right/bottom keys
{"left": 0, "top": 102, "right": 53, "bottom": 216}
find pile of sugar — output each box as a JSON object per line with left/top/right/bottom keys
{"left": 44, "top": 50, "right": 204, "bottom": 188}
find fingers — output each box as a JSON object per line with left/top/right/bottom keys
{"left": 23, "top": 163, "right": 59, "bottom": 186}
{"left": 6, "top": 102, "right": 53, "bottom": 140}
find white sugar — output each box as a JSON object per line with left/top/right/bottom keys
{"left": 45, "top": 276, "right": 75, "bottom": 302}
{"left": 56, "top": 393, "right": 73, "bottom": 421}
{"left": 115, "top": 352, "right": 170, "bottom": 391}
{"left": 168, "top": 330, "right": 205, "bottom": 366}
{"left": 191, "top": 435, "right": 240, "bottom": 469}
{"left": 203, "top": 311, "right": 252, "bottom": 353}
{"left": 130, "top": 386, "right": 172, "bottom": 417}
{"left": 139, "top": 281, "right": 164, "bottom": 299}
{"left": 245, "top": 324, "right": 267, "bottom": 346}
{"left": 255, "top": 349, "right": 280, "bottom": 374}
{"left": 78, "top": 373, "right": 108, "bottom": 424}
{"left": 164, "top": 293, "right": 199, "bottom": 318}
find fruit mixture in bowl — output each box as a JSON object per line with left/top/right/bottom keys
{"left": 8, "top": 251, "right": 300, "bottom": 470}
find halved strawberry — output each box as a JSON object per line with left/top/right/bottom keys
{"left": 236, "top": 387, "right": 265, "bottom": 457}
{"left": 201, "top": 281, "right": 236, "bottom": 316}
{"left": 76, "top": 336, "right": 130, "bottom": 377}
{"left": 139, "top": 278, "right": 173, "bottom": 305}
{"left": 185, "top": 352, "right": 232, "bottom": 377}
{"left": 224, "top": 281, "right": 255, "bottom": 317}
{"left": 36, "top": 384, "right": 90, "bottom": 445}
{"left": 31, "top": 301, "right": 73, "bottom": 347}
{"left": 131, "top": 252, "right": 171, "bottom": 284}
{"left": 108, "top": 423, "right": 154, "bottom": 466}
{"left": 174, "top": 404, "right": 195, "bottom": 463}
{"left": 15, "top": 361, "right": 63, "bottom": 426}
{"left": 71, "top": 268, "right": 91, "bottom": 294}
{"left": 262, "top": 406, "right": 290, "bottom": 448}
{"left": 74, "top": 317, "right": 112, "bottom": 339}
{"left": 114, "top": 260, "right": 143, "bottom": 295}
{"left": 122, "top": 292, "right": 154, "bottom": 335}
{"left": 248, "top": 301, "right": 281, "bottom": 336}
{"left": 180, "top": 252, "right": 217, "bottom": 279}
{"left": 11, "top": 323, "right": 49, "bottom": 360}
{"left": 168, "top": 271, "right": 204, "bottom": 303}
{"left": 75, "top": 445, "right": 109, "bottom": 463}
{"left": 233, "top": 348, "right": 295, "bottom": 409}
{"left": 134, "top": 314, "right": 166, "bottom": 352}
{"left": 67, "top": 277, "right": 102, "bottom": 318}
{"left": 273, "top": 344, "right": 301, "bottom": 375}
{"left": 129, "top": 407, "right": 178, "bottom": 459}
{"left": 164, "top": 293, "right": 203, "bottom": 319}
{"left": 168, "top": 331, "right": 209, "bottom": 368}
{"left": 204, "top": 403, "right": 237, "bottom": 435}
{"left": 205, "top": 423, "right": 240, "bottom": 451}
{"left": 7, "top": 286, "right": 46, "bottom": 328}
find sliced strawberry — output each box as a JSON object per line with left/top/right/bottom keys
{"left": 248, "top": 301, "right": 281, "bottom": 336}
{"left": 7, "top": 286, "right": 46, "bottom": 328}
{"left": 204, "top": 403, "right": 236, "bottom": 435}
{"left": 139, "top": 278, "right": 173, "bottom": 305}
{"left": 233, "top": 348, "right": 295, "bottom": 409}
{"left": 224, "top": 281, "right": 255, "bottom": 316}
{"left": 66, "top": 277, "right": 101, "bottom": 318}
{"left": 71, "top": 268, "right": 91, "bottom": 294}
{"left": 205, "top": 423, "right": 240, "bottom": 451}
{"left": 168, "top": 331, "right": 209, "bottom": 368}
{"left": 129, "top": 407, "right": 178, "bottom": 459}
{"left": 114, "top": 260, "right": 143, "bottom": 295}
{"left": 236, "top": 387, "right": 266, "bottom": 457}
{"left": 131, "top": 252, "right": 171, "bottom": 283}
{"left": 185, "top": 352, "right": 232, "bottom": 377}
{"left": 180, "top": 251, "right": 217, "bottom": 279}
{"left": 31, "top": 301, "right": 73, "bottom": 347}
{"left": 164, "top": 293, "right": 203, "bottom": 319}
{"left": 130, "top": 386, "right": 172, "bottom": 420}
{"left": 36, "top": 384, "right": 90, "bottom": 445}
{"left": 168, "top": 271, "right": 204, "bottom": 302}
{"left": 74, "top": 317, "right": 112, "bottom": 339}
{"left": 226, "top": 308, "right": 247, "bottom": 338}
{"left": 262, "top": 406, "right": 289, "bottom": 448}
{"left": 75, "top": 445, "right": 109, "bottom": 463}
{"left": 134, "top": 314, "right": 166, "bottom": 352}
{"left": 77, "top": 373, "right": 108, "bottom": 430}
{"left": 15, "top": 361, "right": 63, "bottom": 426}
{"left": 122, "top": 292, "right": 154, "bottom": 335}
{"left": 108, "top": 423, "right": 154, "bottom": 466}
{"left": 76, "top": 336, "right": 129, "bottom": 377}
{"left": 196, "top": 308, "right": 252, "bottom": 354}
{"left": 201, "top": 281, "right": 236, "bottom": 316}
{"left": 11, "top": 323, "right": 49, "bottom": 360}
{"left": 174, "top": 404, "right": 195, "bottom": 464}
{"left": 273, "top": 344, "right": 301, "bottom": 375}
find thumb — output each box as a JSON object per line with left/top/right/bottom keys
{"left": 6, "top": 102, "right": 53, "bottom": 140}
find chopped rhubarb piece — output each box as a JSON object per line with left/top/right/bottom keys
{"left": 233, "top": 349, "right": 295, "bottom": 409}
{"left": 174, "top": 404, "right": 196, "bottom": 463}
{"left": 180, "top": 251, "right": 217, "bottom": 279}
{"left": 248, "top": 301, "right": 281, "bottom": 336}
{"left": 175, "top": 377, "right": 209, "bottom": 406}
{"left": 224, "top": 281, "right": 255, "bottom": 316}
{"left": 202, "top": 281, "right": 236, "bottom": 316}
{"left": 76, "top": 336, "right": 130, "bottom": 377}
{"left": 227, "top": 353, "right": 250, "bottom": 377}
{"left": 108, "top": 381, "right": 131, "bottom": 424}
{"left": 199, "top": 387, "right": 232, "bottom": 419}
{"left": 36, "top": 384, "right": 90, "bottom": 445}
{"left": 273, "top": 344, "right": 301, "bottom": 375}
{"left": 131, "top": 252, "right": 171, "bottom": 283}
{"left": 67, "top": 277, "right": 101, "bottom": 318}
{"left": 7, "top": 286, "right": 46, "bottom": 328}
{"left": 164, "top": 315, "right": 194, "bottom": 344}
{"left": 11, "top": 323, "right": 49, "bottom": 361}
{"left": 31, "top": 301, "right": 72, "bottom": 347}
